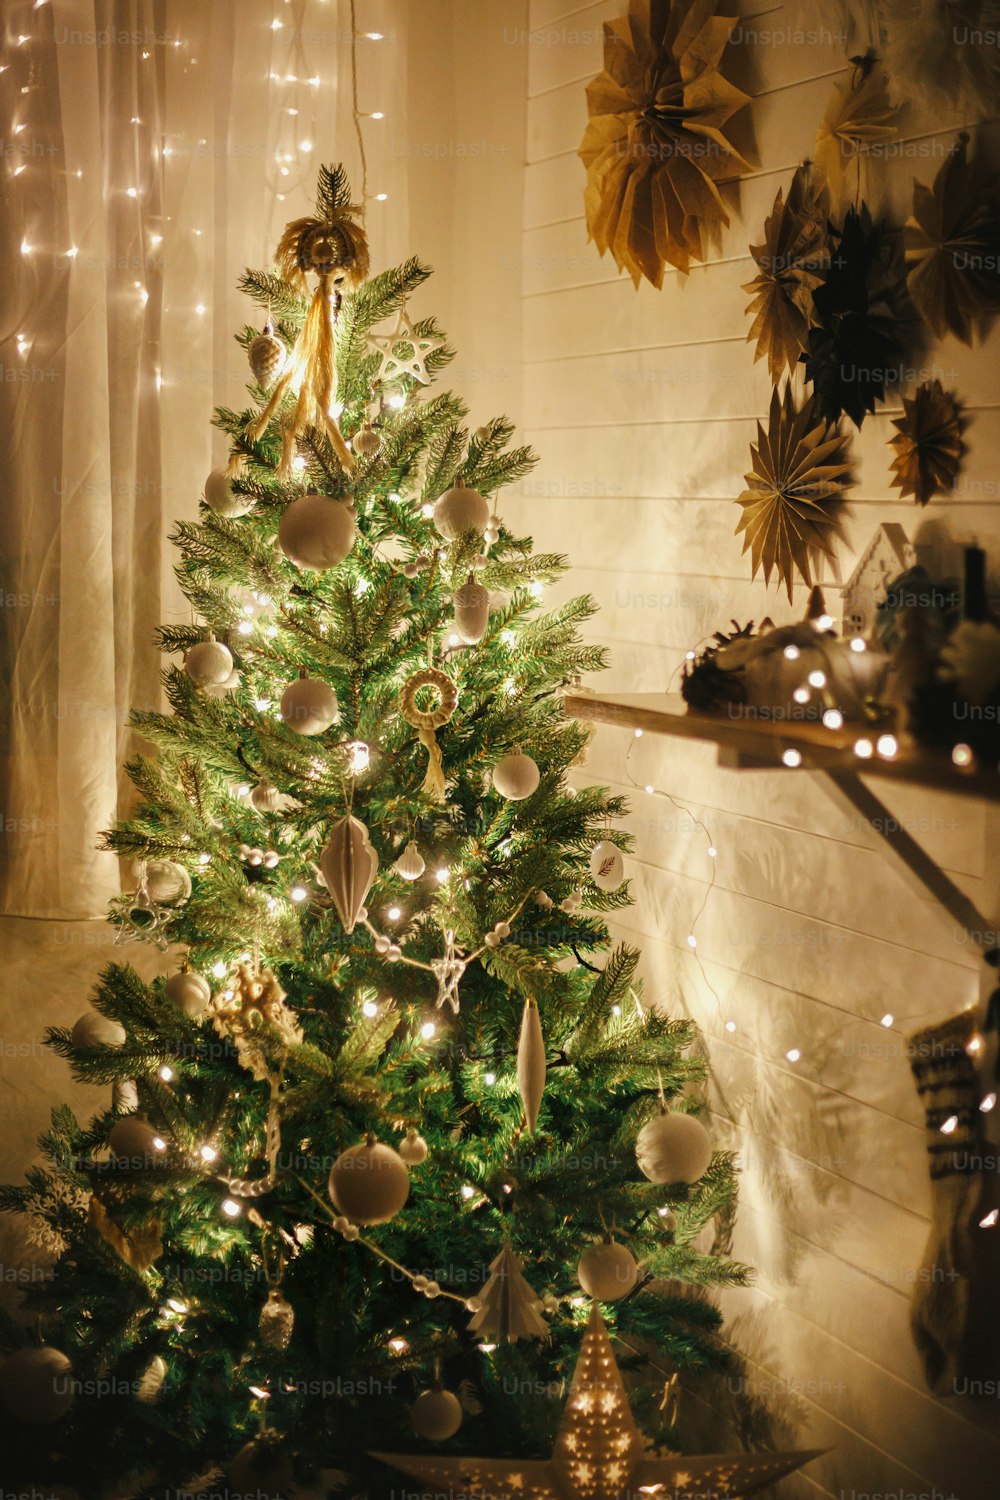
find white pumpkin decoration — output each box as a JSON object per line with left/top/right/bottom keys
{"left": 327, "top": 1136, "right": 410, "bottom": 1225}
{"left": 108, "top": 1115, "right": 167, "bottom": 1166}
{"left": 279, "top": 675, "right": 340, "bottom": 736}
{"left": 393, "top": 840, "right": 426, "bottom": 881}
{"left": 577, "top": 1239, "right": 639, "bottom": 1301}
{"left": 492, "top": 748, "right": 541, "bottom": 801}
{"left": 590, "top": 839, "right": 625, "bottom": 892}
{"left": 164, "top": 969, "right": 212, "bottom": 1021}
{"left": 278, "top": 492, "right": 356, "bottom": 570}
{"left": 204, "top": 467, "right": 252, "bottom": 518}
{"left": 433, "top": 479, "right": 490, "bottom": 540}
{"left": 0, "top": 1346, "right": 74, "bottom": 1426}
{"left": 454, "top": 574, "right": 491, "bottom": 644}
{"left": 411, "top": 1385, "right": 463, "bottom": 1441}
{"left": 143, "top": 860, "right": 192, "bottom": 905}
{"left": 319, "top": 814, "right": 378, "bottom": 934}
{"left": 184, "top": 633, "right": 234, "bottom": 687}
{"left": 635, "top": 1110, "right": 712, "bottom": 1186}
{"left": 71, "top": 1010, "right": 126, "bottom": 1050}
{"left": 398, "top": 1127, "right": 429, "bottom": 1166}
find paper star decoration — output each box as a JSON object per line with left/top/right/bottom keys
{"left": 368, "top": 306, "right": 445, "bottom": 385}
{"left": 374, "top": 1305, "right": 825, "bottom": 1499}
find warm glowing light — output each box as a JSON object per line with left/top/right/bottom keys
{"left": 686, "top": 934, "right": 697, "bottom": 949}
{"left": 420, "top": 1020, "right": 437, "bottom": 1040}
{"left": 159, "top": 1066, "right": 174, "bottom": 1082}
{"left": 807, "top": 670, "right": 826, "bottom": 688}
{"left": 290, "top": 885, "right": 308, "bottom": 903}
{"left": 849, "top": 637, "right": 867, "bottom": 653}
{"left": 876, "top": 734, "right": 898, "bottom": 759}
{"left": 880, "top": 1013, "right": 894, "bottom": 1028}
{"left": 387, "top": 905, "right": 402, "bottom": 922}
{"left": 952, "top": 743, "right": 974, "bottom": 768}
{"left": 200, "top": 1144, "right": 218, "bottom": 1163}
{"left": 211, "top": 961, "right": 227, "bottom": 979}
{"left": 461, "top": 1185, "right": 475, "bottom": 1200}
{"left": 435, "top": 867, "right": 449, "bottom": 884}
{"left": 822, "top": 709, "right": 844, "bottom": 730}
{"left": 725, "top": 1019, "right": 736, "bottom": 1032}
{"left": 222, "top": 1198, "right": 242, "bottom": 1218}
{"left": 940, "top": 1114, "right": 959, "bottom": 1135}
{"left": 484, "top": 1071, "right": 496, "bottom": 1085}
{"left": 781, "top": 748, "right": 802, "bottom": 768}
{"left": 786, "top": 1048, "right": 801, "bottom": 1063}
{"left": 362, "top": 999, "right": 378, "bottom": 1019}
{"left": 783, "top": 645, "right": 800, "bottom": 661}
{"left": 854, "top": 738, "right": 874, "bottom": 760}
{"left": 981, "top": 1093, "right": 997, "bottom": 1114}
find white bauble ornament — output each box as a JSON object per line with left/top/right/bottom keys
{"left": 248, "top": 327, "right": 286, "bottom": 391}
{"left": 136, "top": 1354, "right": 168, "bottom": 1404}
{"left": 411, "top": 1385, "right": 463, "bottom": 1441}
{"left": 280, "top": 675, "right": 340, "bottom": 735}
{"left": 454, "top": 574, "right": 491, "bottom": 644}
{"left": 71, "top": 1010, "right": 126, "bottom": 1050}
{"left": 433, "top": 479, "right": 490, "bottom": 540}
{"left": 0, "top": 1346, "right": 74, "bottom": 1426}
{"left": 204, "top": 467, "right": 252, "bottom": 518}
{"left": 398, "top": 1127, "right": 428, "bottom": 1166}
{"left": 228, "top": 1439, "right": 295, "bottom": 1497}
{"left": 113, "top": 1078, "right": 139, "bottom": 1112}
{"left": 393, "top": 840, "right": 426, "bottom": 881}
{"left": 201, "top": 667, "right": 241, "bottom": 699}
{"left": 577, "top": 1240, "right": 639, "bottom": 1301}
{"left": 327, "top": 1136, "right": 410, "bottom": 1225}
{"left": 352, "top": 422, "right": 381, "bottom": 457}
{"left": 164, "top": 969, "right": 211, "bottom": 1021}
{"left": 108, "top": 1115, "right": 166, "bottom": 1166}
{"left": 144, "top": 860, "right": 192, "bottom": 905}
{"left": 517, "top": 997, "right": 546, "bottom": 1135}
{"left": 590, "top": 839, "right": 625, "bottom": 892}
{"left": 635, "top": 1110, "right": 712, "bottom": 1186}
{"left": 319, "top": 814, "right": 378, "bottom": 934}
{"left": 250, "top": 779, "right": 283, "bottom": 813}
{"left": 278, "top": 492, "right": 356, "bottom": 570}
{"left": 185, "top": 633, "right": 234, "bottom": 688}
{"left": 492, "top": 748, "right": 540, "bottom": 801}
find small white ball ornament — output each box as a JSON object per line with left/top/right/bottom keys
{"left": 164, "top": 969, "right": 212, "bottom": 1021}
{"left": 352, "top": 422, "right": 381, "bottom": 457}
{"left": 398, "top": 1127, "right": 429, "bottom": 1166}
{"left": 636, "top": 1110, "right": 712, "bottom": 1186}
{"left": 590, "top": 839, "right": 625, "bottom": 892}
{"left": 278, "top": 492, "right": 356, "bottom": 570}
{"left": 203, "top": 467, "right": 252, "bottom": 518}
{"left": 492, "top": 748, "right": 541, "bottom": 801}
{"left": 71, "top": 1010, "right": 126, "bottom": 1050}
{"left": 250, "top": 780, "right": 283, "bottom": 814}
{"left": 184, "top": 633, "right": 234, "bottom": 688}
{"left": 108, "top": 1116, "right": 167, "bottom": 1166}
{"left": 280, "top": 675, "right": 340, "bottom": 736}
{"left": 143, "top": 860, "right": 192, "bottom": 905}
{"left": 577, "top": 1239, "right": 639, "bottom": 1301}
{"left": 0, "top": 1346, "right": 74, "bottom": 1425}
{"left": 411, "top": 1385, "right": 463, "bottom": 1441}
{"left": 433, "top": 479, "right": 490, "bottom": 540}
{"left": 328, "top": 1136, "right": 410, "bottom": 1225}
{"left": 393, "top": 840, "right": 426, "bottom": 881}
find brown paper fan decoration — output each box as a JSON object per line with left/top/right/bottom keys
{"left": 744, "top": 163, "right": 830, "bottom": 382}
{"left": 889, "top": 380, "right": 965, "bottom": 506}
{"left": 904, "top": 132, "right": 1000, "bottom": 345}
{"left": 578, "top": 0, "right": 754, "bottom": 287}
{"left": 814, "top": 53, "right": 899, "bottom": 203}
{"left": 736, "top": 385, "right": 854, "bottom": 603}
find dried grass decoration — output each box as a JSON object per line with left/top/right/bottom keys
{"left": 744, "top": 163, "right": 830, "bottom": 382}
{"left": 237, "top": 164, "right": 370, "bottom": 480}
{"left": 399, "top": 667, "right": 458, "bottom": 802}
{"left": 578, "top": 0, "right": 753, "bottom": 287}
{"left": 736, "top": 386, "right": 854, "bottom": 603}
{"left": 904, "top": 131, "right": 1000, "bottom": 344}
{"left": 814, "top": 52, "right": 899, "bottom": 204}
{"left": 889, "top": 380, "right": 965, "bottom": 506}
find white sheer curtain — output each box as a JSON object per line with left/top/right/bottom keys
{"left": 0, "top": 0, "right": 407, "bottom": 918}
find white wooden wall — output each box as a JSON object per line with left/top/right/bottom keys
{"left": 511, "top": 0, "right": 1000, "bottom": 1493}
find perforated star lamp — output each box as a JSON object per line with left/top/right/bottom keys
{"left": 374, "top": 1306, "right": 825, "bottom": 1499}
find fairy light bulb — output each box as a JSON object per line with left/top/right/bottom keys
{"left": 854, "top": 738, "right": 874, "bottom": 760}
{"left": 952, "top": 743, "right": 974, "bottom": 768}
{"left": 807, "top": 670, "right": 826, "bottom": 688}
{"left": 786, "top": 1048, "right": 801, "bottom": 1064}
{"left": 211, "top": 961, "right": 227, "bottom": 979}
{"left": 349, "top": 741, "right": 370, "bottom": 773}
{"left": 386, "top": 905, "right": 402, "bottom": 922}
{"left": 783, "top": 645, "right": 800, "bottom": 661}
{"left": 981, "top": 1209, "right": 998, "bottom": 1228}
{"left": 782, "top": 748, "right": 802, "bottom": 768}
{"left": 362, "top": 999, "right": 379, "bottom": 1019}
{"left": 822, "top": 708, "right": 844, "bottom": 730}
{"left": 940, "top": 1115, "right": 959, "bottom": 1134}
{"left": 222, "top": 1198, "right": 242, "bottom": 1218}
{"left": 484, "top": 1071, "right": 496, "bottom": 1086}
{"left": 388, "top": 1337, "right": 409, "bottom": 1354}
{"left": 981, "top": 1093, "right": 997, "bottom": 1114}
{"left": 876, "top": 734, "right": 898, "bottom": 759}
{"left": 435, "top": 866, "right": 449, "bottom": 884}
{"left": 421, "top": 1020, "right": 437, "bottom": 1041}
{"left": 880, "top": 1013, "right": 894, "bottom": 1028}
{"left": 460, "top": 1185, "right": 475, "bottom": 1200}
{"left": 290, "top": 885, "right": 308, "bottom": 903}
{"left": 200, "top": 1144, "right": 218, "bottom": 1163}
{"left": 159, "top": 1065, "right": 174, "bottom": 1082}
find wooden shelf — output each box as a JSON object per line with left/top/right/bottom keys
{"left": 564, "top": 691, "right": 1000, "bottom": 804}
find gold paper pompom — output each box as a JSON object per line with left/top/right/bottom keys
{"left": 888, "top": 380, "right": 965, "bottom": 506}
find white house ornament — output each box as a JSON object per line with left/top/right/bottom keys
{"left": 278, "top": 492, "right": 356, "bottom": 571}
{"left": 410, "top": 1385, "right": 463, "bottom": 1441}
{"left": 368, "top": 304, "right": 445, "bottom": 386}
{"left": 433, "top": 478, "right": 490, "bottom": 540}
{"left": 184, "top": 632, "right": 234, "bottom": 688}
{"left": 0, "top": 1346, "right": 75, "bottom": 1426}
{"left": 577, "top": 1238, "right": 640, "bottom": 1302}
{"left": 517, "top": 997, "right": 546, "bottom": 1134}
{"left": 375, "top": 1305, "right": 823, "bottom": 1498}
{"left": 398, "top": 1127, "right": 429, "bottom": 1166}
{"left": 399, "top": 666, "right": 458, "bottom": 801}
{"left": 467, "top": 1243, "right": 548, "bottom": 1343}
{"left": 204, "top": 466, "right": 252, "bottom": 518}
{"left": 636, "top": 1109, "right": 712, "bottom": 1186}
{"left": 279, "top": 674, "right": 340, "bottom": 735}
{"left": 248, "top": 322, "right": 287, "bottom": 391}
{"left": 71, "top": 1009, "right": 126, "bottom": 1050}
{"left": 590, "top": 839, "right": 625, "bottom": 892}
{"left": 492, "top": 747, "right": 540, "bottom": 801}
{"left": 327, "top": 1136, "right": 410, "bottom": 1225}
{"left": 319, "top": 814, "right": 378, "bottom": 934}
{"left": 165, "top": 968, "right": 212, "bottom": 1021}
{"left": 393, "top": 840, "right": 426, "bottom": 881}
{"left": 454, "top": 573, "right": 491, "bottom": 643}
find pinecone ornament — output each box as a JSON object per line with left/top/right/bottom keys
{"left": 248, "top": 323, "right": 287, "bottom": 391}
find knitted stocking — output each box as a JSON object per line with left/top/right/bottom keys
{"left": 908, "top": 1007, "right": 1000, "bottom": 1396}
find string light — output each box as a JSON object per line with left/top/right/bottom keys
{"left": 199, "top": 1144, "right": 218, "bottom": 1163}
{"left": 420, "top": 1020, "right": 437, "bottom": 1040}
{"left": 221, "top": 1198, "right": 242, "bottom": 1218}
{"left": 361, "top": 998, "right": 379, "bottom": 1018}
{"left": 290, "top": 885, "right": 308, "bottom": 903}
{"left": 781, "top": 748, "right": 802, "bottom": 768}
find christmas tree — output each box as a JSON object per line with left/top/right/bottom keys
{"left": 0, "top": 166, "right": 747, "bottom": 1498}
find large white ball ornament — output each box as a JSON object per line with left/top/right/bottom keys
{"left": 143, "top": 860, "right": 192, "bottom": 905}
{"left": 433, "top": 480, "right": 490, "bottom": 540}
{"left": 0, "top": 1346, "right": 74, "bottom": 1425}
{"left": 636, "top": 1111, "right": 712, "bottom": 1186}
{"left": 590, "top": 840, "right": 625, "bottom": 892}
{"left": 411, "top": 1385, "right": 463, "bottom": 1441}
{"left": 71, "top": 1010, "right": 126, "bottom": 1049}
{"left": 492, "top": 748, "right": 541, "bottom": 801}
{"left": 280, "top": 676, "right": 340, "bottom": 736}
{"left": 108, "top": 1116, "right": 167, "bottom": 1167}
{"left": 577, "top": 1240, "right": 639, "bottom": 1301}
{"left": 185, "top": 634, "right": 234, "bottom": 688}
{"left": 327, "top": 1137, "right": 410, "bottom": 1225}
{"left": 278, "top": 493, "right": 356, "bottom": 570}
{"left": 164, "top": 969, "right": 212, "bottom": 1021}
{"left": 204, "top": 468, "right": 252, "bottom": 518}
